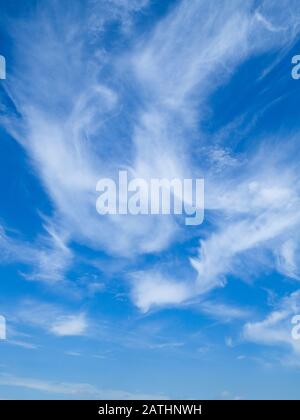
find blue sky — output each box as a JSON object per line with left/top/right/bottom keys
{"left": 1, "top": 0, "right": 300, "bottom": 399}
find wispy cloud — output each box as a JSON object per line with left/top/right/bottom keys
{"left": 130, "top": 270, "right": 193, "bottom": 312}
{"left": 7, "top": 300, "right": 89, "bottom": 337}
{"left": 2, "top": 1, "right": 300, "bottom": 382}
{"left": 0, "top": 374, "right": 166, "bottom": 400}
{"left": 50, "top": 314, "right": 87, "bottom": 337}
{"left": 2, "top": 0, "right": 300, "bottom": 284}
{"left": 6, "top": 339, "right": 39, "bottom": 350}
{"left": 0, "top": 223, "right": 72, "bottom": 282}
{"left": 243, "top": 291, "right": 300, "bottom": 358}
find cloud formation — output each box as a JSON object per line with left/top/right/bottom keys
{"left": 2, "top": 0, "right": 300, "bottom": 368}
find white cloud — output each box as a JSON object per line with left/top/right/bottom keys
{"left": 219, "top": 390, "right": 243, "bottom": 400}
{"left": 2, "top": 0, "right": 300, "bottom": 324}
{"left": 191, "top": 146, "right": 300, "bottom": 294}
{"left": 8, "top": 300, "right": 89, "bottom": 337}
{"left": 89, "top": 0, "right": 150, "bottom": 34}
{"left": 0, "top": 374, "right": 166, "bottom": 400}
{"left": 4, "top": 0, "right": 299, "bottom": 263}
{"left": 50, "top": 314, "right": 87, "bottom": 337}
{"left": 0, "top": 224, "right": 72, "bottom": 283}
{"left": 130, "top": 267, "right": 253, "bottom": 320}
{"left": 276, "top": 240, "right": 300, "bottom": 280}
{"left": 6, "top": 339, "right": 39, "bottom": 350}
{"left": 1, "top": 0, "right": 180, "bottom": 259}
{"left": 64, "top": 351, "right": 81, "bottom": 357}
{"left": 200, "top": 301, "right": 251, "bottom": 322}
{"left": 243, "top": 290, "right": 300, "bottom": 357}
{"left": 130, "top": 271, "right": 193, "bottom": 313}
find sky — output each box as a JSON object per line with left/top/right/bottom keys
{"left": 1, "top": 0, "right": 300, "bottom": 400}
